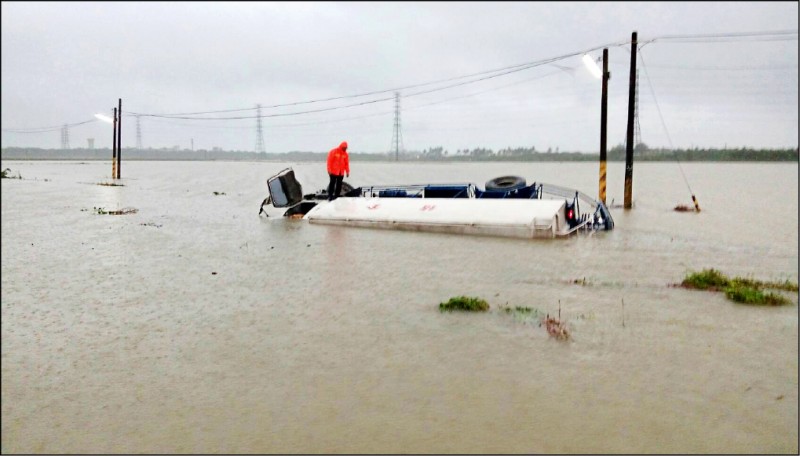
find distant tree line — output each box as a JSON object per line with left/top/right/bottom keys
{"left": 1, "top": 144, "right": 797, "bottom": 162}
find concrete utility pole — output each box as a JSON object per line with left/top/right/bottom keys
{"left": 599, "top": 48, "right": 609, "bottom": 205}
{"left": 624, "top": 31, "right": 637, "bottom": 209}
{"left": 112, "top": 107, "right": 117, "bottom": 178}
{"left": 116, "top": 98, "right": 122, "bottom": 179}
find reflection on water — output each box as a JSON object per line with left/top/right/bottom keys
{"left": 1, "top": 160, "right": 797, "bottom": 453}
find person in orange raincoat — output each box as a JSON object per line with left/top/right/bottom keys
{"left": 326, "top": 141, "right": 350, "bottom": 201}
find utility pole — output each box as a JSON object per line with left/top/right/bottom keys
{"left": 391, "top": 92, "right": 403, "bottom": 161}
{"left": 599, "top": 48, "right": 609, "bottom": 205}
{"left": 112, "top": 108, "right": 117, "bottom": 178}
{"left": 116, "top": 98, "right": 122, "bottom": 179}
{"left": 624, "top": 31, "right": 637, "bottom": 209}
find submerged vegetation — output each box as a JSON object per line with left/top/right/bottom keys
{"left": 439, "top": 297, "right": 570, "bottom": 341}
{"left": 439, "top": 296, "right": 490, "bottom": 312}
{"left": 680, "top": 269, "right": 797, "bottom": 306}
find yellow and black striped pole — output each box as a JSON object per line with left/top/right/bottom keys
{"left": 116, "top": 98, "right": 122, "bottom": 179}
{"left": 112, "top": 107, "right": 117, "bottom": 179}
{"left": 599, "top": 48, "right": 609, "bottom": 205}
{"left": 692, "top": 194, "right": 701, "bottom": 212}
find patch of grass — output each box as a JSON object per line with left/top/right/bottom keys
{"left": 681, "top": 268, "right": 729, "bottom": 290}
{"left": 97, "top": 182, "right": 124, "bottom": 187}
{"left": 729, "top": 276, "right": 799, "bottom": 293}
{"left": 724, "top": 285, "right": 792, "bottom": 306}
{"left": 680, "top": 269, "right": 797, "bottom": 306}
{"left": 439, "top": 296, "right": 489, "bottom": 312}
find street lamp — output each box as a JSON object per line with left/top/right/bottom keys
{"left": 582, "top": 54, "right": 603, "bottom": 79}
{"left": 96, "top": 109, "right": 117, "bottom": 178}
{"left": 94, "top": 113, "right": 113, "bottom": 123}
{"left": 583, "top": 50, "right": 609, "bottom": 205}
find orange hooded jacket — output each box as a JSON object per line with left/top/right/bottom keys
{"left": 327, "top": 141, "right": 350, "bottom": 176}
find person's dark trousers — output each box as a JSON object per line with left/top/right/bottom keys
{"left": 327, "top": 173, "right": 344, "bottom": 201}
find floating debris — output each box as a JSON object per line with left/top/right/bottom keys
{"left": 1, "top": 168, "right": 21, "bottom": 179}
{"left": 543, "top": 314, "right": 570, "bottom": 340}
{"left": 542, "top": 301, "right": 570, "bottom": 341}
{"left": 93, "top": 206, "right": 138, "bottom": 215}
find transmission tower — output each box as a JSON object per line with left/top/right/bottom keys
{"left": 255, "top": 104, "right": 265, "bottom": 153}
{"left": 634, "top": 68, "right": 642, "bottom": 149}
{"left": 390, "top": 92, "right": 403, "bottom": 161}
{"left": 60, "top": 124, "right": 70, "bottom": 149}
{"left": 136, "top": 115, "right": 143, "bottom": 149}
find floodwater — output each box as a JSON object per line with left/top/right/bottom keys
{"left": 1, "top": 159, "right": 797, "bottom": 453}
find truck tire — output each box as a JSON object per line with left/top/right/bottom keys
{"left": 485, "top": 175, "right": 526, "bottom": 191}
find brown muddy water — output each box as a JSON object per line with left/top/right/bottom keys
{"left": 1, "top": 160, "right": 797, "bottom": 453}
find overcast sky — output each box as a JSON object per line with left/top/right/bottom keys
{"left": 1, "top": 1, "right": 797, "bottom": 154}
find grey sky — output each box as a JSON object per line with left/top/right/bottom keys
{"left": 1, "top": 1, "right": 797, "bottom": 153}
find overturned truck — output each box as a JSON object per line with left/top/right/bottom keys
{"left": 260, "top": 168, "right": 614, "bottom": 239}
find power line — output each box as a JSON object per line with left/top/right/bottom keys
{"left": 4, "top": 29, "right": 796, "bottom": 132}
{"left": 127, "top": 52, "right": 598, "bottom": 122}
{"left": 127, "top": 38, "right": 632, "bottom": 121}
{"left": 2, "top": 118, "right": 97, "bottom": 133}
{"left": 641, "top": 29, "right": 797, "bottom": 45}
{"left": 123, "top": 29, "right": 796, "bottom": 119}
